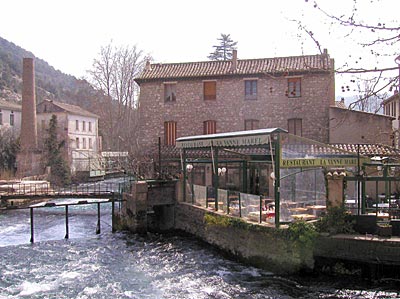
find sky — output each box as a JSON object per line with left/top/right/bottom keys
{"left": 0, "top": 0, "right": 399, "bottom": 99}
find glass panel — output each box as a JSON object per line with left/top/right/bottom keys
{"left": 240, "top": 192, "right": 260, "bottom": 222}
{"left": 193, "top": 184, "right": 207, "bottom": 207}
{"left": 217, "top": 188, "right": 228, "bottom": 213}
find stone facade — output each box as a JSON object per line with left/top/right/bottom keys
{"left": 135, "top": 52, "right": 335, "bottom": 152}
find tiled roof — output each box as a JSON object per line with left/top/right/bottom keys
{"left": 40, "top": 99, "right": 98, "bottom": 118}
{"left": 136, "top": 54, "right": 333, "bottom": 82}
{"left": 0, "top": 98, "right": 21, "bottom": 111}
{"left": 331, "top": 144, "right": 400, "bottom": 157}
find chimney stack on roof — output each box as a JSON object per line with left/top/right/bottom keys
{"left": 145, "top": 60, "right": 152, "bottom": 71}
{"left": 231, "top": 49, "right": 237, "bottom": 71}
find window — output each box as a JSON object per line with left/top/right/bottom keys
{"left": 244, "top": 80, "right": 257, "bottom": 100}
{"left": 89, "top": 122, "right": 92, "bottom": 132}
{"left": 9, "top": 111, "right": 14, "bottom": 126}
{"left": 0, "top": 110, "right": 2, "bottom": 125}
{"left": 164, "top": 83, "right": 177, "bottom": 102}
{"left": 244, "top": 119, "right": 259, "bottom": 131}
{"left": 287, "top": 77, "right": 301, "bottom": 98}
{"left": 83, "top": 138, "right": 87, "bottom": 149}
{"left": 203, "top": 120, "right": 217, "bottom": 135}
{"left": 89, "top": 138, "right": 93, "bottom": 149}
{"left": 164, "top": 121, "right": 177, "bottom": 145}
{"left": 76, "top": 120, "right": 79, "bottom": 131}
{"left": 76, "top": 137, "right": 80, "bottom": 149}
{"left": 82, "top": 121, "right": 86, "bottom": 131}
{"left": 41, "top": 120, "right": 46, "bottom": 131}
{"left": 203, "top": 81, "right": 216, "bottom": 100}
{"left": 288, "top": 118, "right": 302, "bottom": 136}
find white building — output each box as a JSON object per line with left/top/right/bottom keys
{"left": 36, "top": 99, "right": 102, "bottom": 175}
{"left": 0, "top": 98, "right": 21, "bottom": 134}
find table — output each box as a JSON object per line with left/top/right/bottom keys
{"left": 288, "top": 207, "right": 308, "bottom": 213}
{"left": 306, "top": 205, "right": 326, "bottom": 216}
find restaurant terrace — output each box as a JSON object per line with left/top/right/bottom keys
{"left": 173, "top": 128, "right": 400, "bottom": 227}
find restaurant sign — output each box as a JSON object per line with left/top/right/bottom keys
{"left": 280, "top": 157, "right": 362, "bottom": 168}
{"left": 176, "top": 135, "right": 270, "bottom": 149}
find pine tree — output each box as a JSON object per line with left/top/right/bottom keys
{"left": 44, "top": 115, "right": 71, "bottom": 186}
{"left": 208, "top": 34, "right": 238, "bottom": 61}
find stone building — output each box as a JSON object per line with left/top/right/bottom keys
{"left": 0, "top": 98, "right": 21, "bottom": 134}
{"left": 135, "top": 50, "right": 335, "bottom": 151}
{"left": 36, "top": 99, "right": 102, "bottom": 175}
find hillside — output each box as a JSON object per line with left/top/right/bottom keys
{"left": 0, "top": 36, "right": 97, "bottom": 110}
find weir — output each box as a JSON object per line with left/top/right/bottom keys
{"left": 21, "top": 196, "right": 122, "bottom": 243}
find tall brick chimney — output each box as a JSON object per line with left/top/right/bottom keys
{"left": 20, "top": 57, "right": 38, "bottom": 150}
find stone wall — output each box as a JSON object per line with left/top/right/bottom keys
{"left": 137, "top": 72, "right": 334, "bottom": 151}
{"left": 174, "top": 202, "right": 307, "bottom": 274}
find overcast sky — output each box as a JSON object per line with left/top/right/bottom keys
{"left": 1, "top": 0, "right": 399, "bottom": 98}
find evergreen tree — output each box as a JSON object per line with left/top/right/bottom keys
{"left": 44, "top": 115, "right": 71, "bottom": 186}
{"left": 208, "top": 34, "right": 238, "bottom": 61}
{"left": 0, "top": 127, "right": 19, "bottom": 175}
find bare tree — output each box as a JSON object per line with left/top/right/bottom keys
{"left": 87, "top": 42, "right": 150, "bottom": 153}
{"left": 296, "top": 0, "right": 400, "bottom": 108}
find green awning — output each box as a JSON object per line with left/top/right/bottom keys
{"left": 176, "top": 128, "right": 287, "bottom": 149}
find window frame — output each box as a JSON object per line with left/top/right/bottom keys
{"left": 244, "top": 79, "right": 258, "bottom": 100}
{"left": 288, "top": 118, "right": 302, "bottom": 136}
{"left": 244, "top": 119, "right": 259, "bottom": 131}
{"left": 203, "top": 81, "right": 217, "bottom": 101}
{"left": 203, "top": 120, "right": 217, "bottom": 135}
{"left": 9, "top": 111, "right": 14, "bottom": 126}
{"left": 287, "top": 77, "right": 302, "bottom": 98}
{"left": 164, "top": 121, "right": 177, "bottom": 146}
{"left": 164, "top": 82, "right": 177, "bottom": 103}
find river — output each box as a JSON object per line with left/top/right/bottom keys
{"left": 1, "top": 190, "right": 400, "bottom": 298}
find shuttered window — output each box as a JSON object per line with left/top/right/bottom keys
{"left": 287, "top": 77, "right": 301, "bottom": 98}
{"left": 288, "top": 118, "right": 302, "bottom": 136}
{"left": 203, "top": 120, "right": 216, "bottom": 135}
{"left": 203, "top": 81, "right": 216, "bottom": 100}
{"left": 244, "top": 119, "right": 259, "bottom": 130}
{"left": 164, "top": 121, "right": 177, "bottom": 145}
